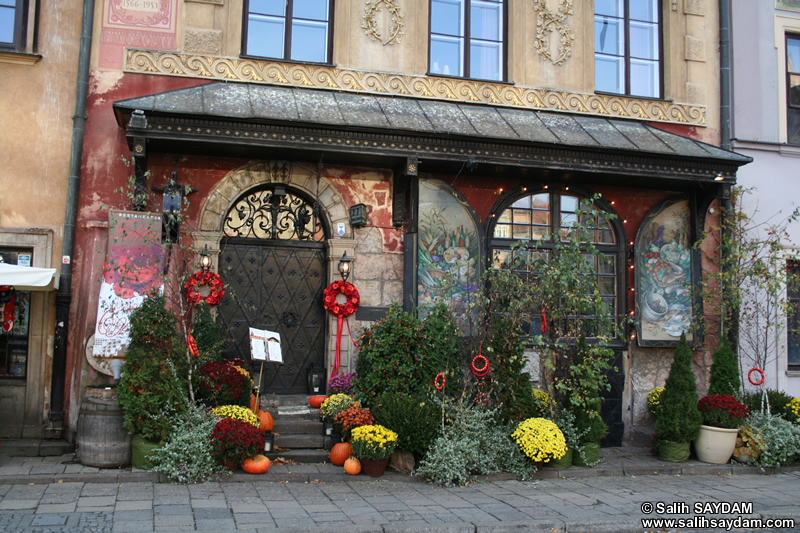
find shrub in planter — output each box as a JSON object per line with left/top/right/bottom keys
{"left": 747, "top": 412, "right": 800, "bottom": 468}
{"left": 415, "top": 404, "right": 534, "bottom": 486}
{"left": 150, "top": 403, "right": 225, "bottom": 483}
{"left": 743, "top": 389, "right": 794, "bottom": 416}
{"left": 707, "top": 339, "right": 740, "bottom": 397}
{"left": 196, "top": 359, "right": 252, "bottom": 408}
{"left": 118, "top": 296, "right": 187, "bottom": 443}
{"left": 698, "top": 394, "right": 749, "bottom": 429}
{"left": 372, "top": 392, "right": 441, "bottom": 456}
{"left": 209, "top": 417, "right": 265, "bottom": 468}
{"left": 655, "top": 334, "right": 702, "bottom": 445}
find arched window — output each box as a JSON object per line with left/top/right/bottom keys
{"left": 488, "top": 189, "right": 624, "bottom": 339}
{"left": 223, "top": 185, "right": 326, "bottom": 241}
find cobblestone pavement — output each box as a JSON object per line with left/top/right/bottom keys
{"left": 1, "top": 449, "right": 799, "bottom": 532}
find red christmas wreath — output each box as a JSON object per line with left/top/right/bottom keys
{"left": 184, "top": 271, "right": 225, "bottom": 306}
{"left": 323, "top": 280, "right": 360, "bottom": 318}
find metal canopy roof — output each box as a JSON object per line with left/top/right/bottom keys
{"left": 113, "top": 82, "right": 751, "bottom": 183}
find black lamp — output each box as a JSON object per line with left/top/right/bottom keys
{"left": 199, "top": 244, "right": 211, "bottom": 272}
{"left": 263, "top": 431, "right": 275, "bottom": 453}
{"left": 307, "top": 364, "right": 325, "bottom": 394}
{"left": 338, "top": 252, "right": 351, "bottom": 282}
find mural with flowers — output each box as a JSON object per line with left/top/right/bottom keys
{"left": 417, "top": 179, "right": 480, "bottom": 327}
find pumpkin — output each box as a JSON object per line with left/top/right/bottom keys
{"left": 250, "top": 393, "right": 260, "bottom": 413}
{"left": 343, "top": 456, "right": 361, "bottom": 475}
{"left": 242, "top": 455, "right": 271, "bottom": 474}
{"left": 258, "top": 410, "right": 274, "bottom": 433}
{"left": 309, "top": 395, "right": 328, "bottom": 409}
{"left": 330, "top": 442, "right": 352, "bottom": 466}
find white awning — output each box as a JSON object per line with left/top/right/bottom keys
{"left": 0, "top": 263, "right": 58, "bottom": 291}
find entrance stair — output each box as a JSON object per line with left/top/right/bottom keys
{"left": 259, "top": 394, "right": 330, "bottom": 464}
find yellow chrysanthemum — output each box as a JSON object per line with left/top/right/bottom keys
{"left": 788, "top": 398, "right": 800, "bottom": 424}
{"left": 511, "top": 417, "right": 567, "bottom": 463}
{"left": 647, "top": 387, "right": 665, "bottom": 416}
{"left": 231, "top": 365, "right": 251, "bottom": 379}
{"left": 212, "top": 405, "right": 259, "bottom": 428}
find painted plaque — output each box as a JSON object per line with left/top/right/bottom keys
{"left": 93, "top": 210, "right": 165, "bottom": 356}
{"left": 100, "top": 0, "right": 177, "bottom": 68}
{"left": 778, "top": 0, "right": 800, "bottom": 13}
{"left": 636, "top": 197, "right": 694, "bottom": 345}
{"left": 417, "top": 179, "right": 481, "bottom": 330}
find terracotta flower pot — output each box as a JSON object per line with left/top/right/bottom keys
{"left": 693, "top": 425, "right": 738, "bottom": 464}
{"left": 359, "top": 458, "right": 389, "bottom": 477}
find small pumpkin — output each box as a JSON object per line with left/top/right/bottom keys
{"left": 258, "top": 410, "right": 274, "bottom": 433}
{"left": 330, "top": 442, "right": 352, "bottom": 466}
{"left": 309, "top": 395, "right": 328, "bottom": 409}
{"left": 343, "top": 456, "right": 361, "bottom": 475}
{"left": 242, "top": 454, "right": 271, "bottom": 474}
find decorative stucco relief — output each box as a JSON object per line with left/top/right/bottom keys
{"left": 531, "top": 0, "right": 575, "bottom": 66}
{"left": 362, "top": 0, "right": 404, "bottom": 46}
{"left": 124, "top": 48, "right": 706, "bottom": 125}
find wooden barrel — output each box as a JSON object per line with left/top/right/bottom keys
{"left": 76, "top": 387, "right": 132, "bottom": 468}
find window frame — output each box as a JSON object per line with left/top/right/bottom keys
{"left": 786, "top": 34, "right": 800, "bottom": 145}
{"left": 787, "top": 260, "right": 800, "bottom": 371}
{"left": 428, "top": 0, "right": 508, "bottom": 82}
{"left": 487, "top": 186, "right": 626, "bottom": 344}
{"left": 0, "top": 0, "right": 28, "bottom": 53}
{"left": 594, "top": 0, "right": 663, "bottom": 99}
{"left": 241, "top": 0, "right": 334, "bottom": 65}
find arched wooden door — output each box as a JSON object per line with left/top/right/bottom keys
{"left": 216, "top": 185, "right": 328, "bottom": 394}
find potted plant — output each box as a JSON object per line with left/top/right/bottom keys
{"left": 349, "top": 424, "right": 399, "bottom": 476}
{"left": 694, "top": 394, "right": 749, "bottom": 464}
{"left": 511, "top": 417, "right": 567, "bottom": 468}
{"left": 333, "top": 405, "right": 375, "bottom": 440}
{"left": 654, "top": 334, "right": 702, "bottom": 462}
{"left": 209, "top": 417, "right": 265, "bottom": 470}
{"left": 548, "top": 411, "right": 586, "bottom": 469}
{"left": 733, "top": 424, "right": 765, "bottom": 463}
{"left": 328, "top": 372, "right": 356, "bottom": 395}
{"left": 320, "top": 394, "right": 356, "bottom": 421}
{"left": 647, "top": 387, "right": 665, "bottom": 418}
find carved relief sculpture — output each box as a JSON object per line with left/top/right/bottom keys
{"left": 531, "top": 0, "right": 575, "bottom": 66}
{"left": 362, "top": 0, "right": 405, "bottom": 46}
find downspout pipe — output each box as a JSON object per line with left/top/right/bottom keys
{"left": 50, "top": 0, "right": 96, "bottom": 429}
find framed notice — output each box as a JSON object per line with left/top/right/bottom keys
{"left": 250, "top": 327, "right": 282, "bottom": 363}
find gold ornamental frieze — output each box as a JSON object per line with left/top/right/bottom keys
{"left": 124, "top": 48, "right": 706, "bottom": 126}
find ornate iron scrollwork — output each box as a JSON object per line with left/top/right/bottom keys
{"left": 224, "top": 187, "right": 324, "bottom": 241}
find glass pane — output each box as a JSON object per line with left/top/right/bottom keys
{"left": 512, "top": 196, "right": 530, "bottom": 208}
{"left": 0, "top": 291, "right": 30, "bottom": 378}
{"left": 630, "top": 0, "right": 658, "bottom": 23}
{"left": 492, "top": 249, "right": 510, "bottom": 270}
{"left": 532, "top": 193, "right": 550, "bottom": 209}
{"left": 630, "top": 59, "right": 659, "bottom": 98}
{"left": 630, "top": 21, "right": 658, "bottom": 60}
{"left": 249, "top": 0, "right": 285, "bottom": 16}
{"left": 498, "top": 209, "right": 512, "bottom": 223}
{"left": 470, "top": 40, "right": 502, "bottom": 81}
{"left": 595, "top": 16, "right": 622, "bottom": 55}
{"left": 512, "top": 209, "right": 531, "bottom": 224}
{"left": 494, "top": 223, "right": 510, "bottom": 238}
{"left": 471, "top": 1, "right": 501, "bottom": 41}
{"left": 561, "top": 213, "right": 577, "bottom": 227}
{"left": 0, "top": 5, "right": 14, "bottom": 44}
{"left": 790, "top": 74, "right": 800, "bottom": 107}
{"left": 293, "top": 0, "right": 328, "bottom": 20}
{"left": 789, "top": 108, "right": 800, "bottom": 144}
{"left": 532, "top": 226, "right": 549, "bottom": 240}
{"left": 601, "top": 296, "right": 616, "bottom": 316}
{"left": 789, "top": 37, "right": 800, "bottom": 74}
{"left": 430, "top": 36, "right": 463, "bottom": 76}
{"left": 532, "top": 210, "right": 549, "bottom": 225}
{"left": 596, "top": 55, "right": 623, "bottom": 93}
{"left": 599, "top": 277, "right": 616, "bottom": 295}
{"left": 594, "top": 0, "right": 622, "bottom": 17}
{"left": 561, "top": 195, "right": 579, "bottom": 213}
{"left": 291, "top": 20, "right": 328, "bottom": 62}
{"left": 431, "top": 0, "right": 464, "bottom": 36}
{"left": 512, "top": 224, "right": 530, "bottom": 240}
{"left": 247, "top": 16, "right": 285, "bottom": 58}
{"left": 598, "top": 218, "right": 616, "bottom": 244}
{"left": 598, "top": 254, "right": 616, "bottom": 274}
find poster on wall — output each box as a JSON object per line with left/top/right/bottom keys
{"left": 417, "top": 178, "right": 481, "bottom": 331}
{"left": 777, "top": 0, "right": 800, "bottom": 13}
{"left": 93, "top": 210, "right": 165, "bottom": 356}
{"left": 635, "top": 197, "right": 694, "bottom": 346}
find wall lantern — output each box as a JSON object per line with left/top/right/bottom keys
{"left": 338, "top": 252, "right": 352, "bottom": 282}
{"left": 199, "top": 244, "right": 212, "bottom": 272}
{"left": 349, "top": 203, "right": 368, "bottom": 227}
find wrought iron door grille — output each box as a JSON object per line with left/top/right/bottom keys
{"left": 224, "top": 187, "right": 324, "bottom": 241}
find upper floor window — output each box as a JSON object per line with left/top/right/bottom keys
{"left": 243, "top": 0, "right": 332, "bottom": 64}
{"left": 788, "top": 261, "right": 800, "bottom": 370}
{"left": 786, "top": 35, "right": 800, "bottom": 145}
{"left": 594, "top": 0, "right": 661, "bottom": 98}
{"left": 0, "top": 0, "right": 26, "bottom": 51}
{"left": 429, "top": 0, "right": 505, "bottom": 81}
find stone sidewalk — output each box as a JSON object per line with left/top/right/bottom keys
{"left": 1, "top": 447, "right": 800, "bottom": 532}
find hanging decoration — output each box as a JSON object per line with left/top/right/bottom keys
{"left": 184, "top": 271, "right": 225, "bottom": 306}
{"left": 471, "top": 345, "right": 491, "bottom": 378}
{"left": 187, "top": 331, "right": 199, "bottom": 358}
{"left": 434, "top": 371, "right": 446, "bottom": 391}
{"left": 323, "top": 280, "right": 360, "bottom": 378}
{"left": 748, "top": 367, "right": 765, "bottom": 386}
{"left": 0, "top": 287, "right": 15, "bottom": 333}
{"left": 541, "top": 307, "right": 547, "bottom": 334}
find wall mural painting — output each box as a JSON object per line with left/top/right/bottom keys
{"left": 417, "top": 179, "right": 481, "bottom": 330}
{"left": 636, "top": 197, "right": 694, "bottom": 346}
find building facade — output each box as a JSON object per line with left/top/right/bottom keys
{"left": 730, "top": 0, "right": 800, "bottom": 397}
{"left": 47, "top": 0, "right": 753, "bottom": 446}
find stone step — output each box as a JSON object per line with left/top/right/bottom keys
{"left": 258, "top": 394, "right": 317, "bottom": 409}
{"left": 273, "top": 419, "right": 323, "bottom": 435}
{"left": 275, "top": 434, "right": 324, "bottom": 449}
{"left": 0, "top": 439, "right": 75, "bottom": 457}
{"left": 266, "top": 448, "right": 330, "bottom": 464}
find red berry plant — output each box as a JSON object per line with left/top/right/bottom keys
{"left": 698, "top": 394, "right": 749, "bottom": 429}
